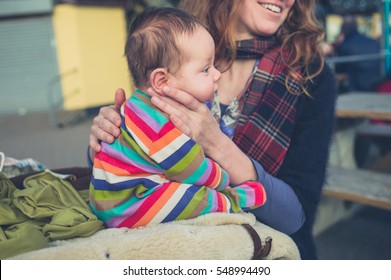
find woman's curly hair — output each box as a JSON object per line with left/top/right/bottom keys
{"left": 178, "top": 0, "right": 325, "bottom": 95}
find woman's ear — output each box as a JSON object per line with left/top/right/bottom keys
{"left": 149, "top": 68, "right": 168, "bottom": 94}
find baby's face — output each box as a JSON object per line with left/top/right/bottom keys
{"left": 168, "top": 26, "right": 221, "bottom": 103}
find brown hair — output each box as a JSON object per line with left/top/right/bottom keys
{"left": 125, "top": 7, "right": 203, "bottom": 87}
{"left": 178, "top": 0, "right": 325, "bottom": 95}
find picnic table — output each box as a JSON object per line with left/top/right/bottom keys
{"left": 324, "top": 92, "right": 391, "bottom": 211}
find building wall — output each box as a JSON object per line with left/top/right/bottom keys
{"left": 0, "top": 13, "right": 61, "bottom": 114}
{"left": 52, "top": 4, "right": 132, "bottom": 110}
{"left": 0, "top": 0, "right": 52, "bottom": 18}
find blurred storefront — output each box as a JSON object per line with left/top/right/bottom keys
{"left": 323, "top": 0, "right": 390, "bottom": 74}
{"left": 1, "top": 0, "right": 390, "bottom": 114}
{"left": 0, "top": 0, "right": 131, "bottom": 114}
{"left": 52, "top": 1, "right": 130, "bottom": 111}
{"left": 0, "top": 0, "right": 60, "bottom": 114}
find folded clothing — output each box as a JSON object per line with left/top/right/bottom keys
{"left": 0, "top": 170, "right": 103, "bottom": 259}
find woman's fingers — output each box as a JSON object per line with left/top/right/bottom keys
{"left": 149, "top": 85, "right": 220, "bottom": 153}
{"left": 90, "top": 106, "right": 121, "bottom": 144}
{"left": 151, "top": 95, "right": 183, "bottom": 117}
{"left": 89, "top": 88, "right": 125, "bottom": 154}
{"left": 99, "top": 105, "right": 122, "bottom": 129}
{"left": 151, "top": 95, "right": 196, "bottom": 135}
{"left": 93, "top": 120, "right": 117, "bottom": 141}
{"left": 114, "top": 88, "right": 126, "bottom": 111}
{"left": 146, "top": 87, "right": 159, "bottom": 97}
{"left": 161, "top": 86, "right": 202, "bottom": 111}
{"left": 147, "top": 87, "right": 183, "bottom": 111}
{"left": 89, "top": 131, "right": 102, "bottom": 153}
{"left": 170, "top": 114, "right": 191, "bottom": 136}
{"left": 149, "top": 86, "right": 206, "bottom": 119}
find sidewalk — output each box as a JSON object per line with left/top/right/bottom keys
{"left": 1, "top": 110, "right": 390, "bottom": 259}
{"left": 316, "top": 206, "right": 391, "bottom": 259}
{"left": 0, "top": 110, "right": 92, "bottom": 170}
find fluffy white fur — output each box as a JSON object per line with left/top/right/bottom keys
{"left": 11, "top": 212, "right": 300, "bottom": 260}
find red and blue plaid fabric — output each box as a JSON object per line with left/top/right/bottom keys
{"left": 233, "top": 38, "right": 302, "bottom": 176}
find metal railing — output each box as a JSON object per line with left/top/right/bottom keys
{"left": 326, "top": 51, "right": 390, "bottom": 79}
{"left": 47, "top": 68, "right": 82, "bottom": 128}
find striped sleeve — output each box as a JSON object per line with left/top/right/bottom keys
{"left": 124, "top": 90, "right": 230, "bottom": 190}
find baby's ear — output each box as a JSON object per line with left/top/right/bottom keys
{"left": 149, "top": 68, "right": 168, "bottom": 95}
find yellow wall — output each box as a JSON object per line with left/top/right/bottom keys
{"left": 52, "top": 4, "right": 132, "bottom": 110}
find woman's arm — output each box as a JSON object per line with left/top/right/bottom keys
{"left": 89, "top": 86, "right": 257, "bottom": 185}
{"left": 150, "top": 86, "right": 306, "bottom": 235}
{"left": 249, "top": 159, "right": 305, "bottom": 235}
{"left": 149, "top": 86, "right": 258, "bottom": 185}
{"left": 88, "top": 85, "right": 308, "bottom": 235}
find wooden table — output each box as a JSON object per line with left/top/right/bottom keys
{"left": 332, "top": 92, "right": 391, "bottom": 169}
{"left": 335, "top": 92, "right": 391, "bottom": 121}
{"left": 325, "top": 92, "right": 391, "bottom": 211}
{"left": 334, "top": 92, "right": 391, "bottom": 169}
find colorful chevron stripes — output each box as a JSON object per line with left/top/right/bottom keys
{"left": 90, "top": 90, "right": 266, "bottom": 228}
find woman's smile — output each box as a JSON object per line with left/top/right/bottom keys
{"left": 258, "top": 2, "right": 283, "bottom": 14}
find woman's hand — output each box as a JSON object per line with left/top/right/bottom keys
{"left": 89, "top": 88, "right": 125, "bottom": 154}
{"left": 149, "top": 85, "right": 258, "bottom": 184}
{"left": 148, "top": 86, "right": 222, "bottom": 156}
{"left": 88, "top": 85, "right": 257, "bottom": 184}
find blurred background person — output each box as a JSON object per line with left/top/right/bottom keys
{"left": 333, "top": 15, "right": 382, "bottom": 93}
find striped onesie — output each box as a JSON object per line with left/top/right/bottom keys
{"left": 89, "top": 90, "right": 266, "bottom": 228}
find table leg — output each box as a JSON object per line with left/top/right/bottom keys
{"left": 329, "top": 127, "right": 357, "bottom": 169}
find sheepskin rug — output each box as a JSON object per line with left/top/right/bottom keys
{"left": 10, "top": 212, "right": 300, "bottom": 260}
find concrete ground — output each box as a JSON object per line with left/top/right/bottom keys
{"left": 1, "top": 110, "right": 390, "bottom": 260}
{"left": 316, "top": 205, "right": 391, "bottom": 259}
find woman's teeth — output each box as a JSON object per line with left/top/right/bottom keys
{"left": 261, "top": 4, "right": 282, "bottom": 13}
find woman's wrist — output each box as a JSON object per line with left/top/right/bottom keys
{"left": 211, "top": 134, "right": 257, "bottom": 185}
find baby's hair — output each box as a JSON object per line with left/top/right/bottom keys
{"left": 125, "top": 7, "right": 204, "bottom": 87}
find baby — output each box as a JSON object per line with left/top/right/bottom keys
{"left": 89, "top": 7, "right": 266, "bottom": 228}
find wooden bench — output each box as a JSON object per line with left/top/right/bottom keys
{"left": 323, "top": 167, "right": 391, "bottom": 211}
{"left": 356, "top": 124, "right": 391, "bottom": 173}
{"left": 357, "top": 123, "right": 391, "bottom": 138}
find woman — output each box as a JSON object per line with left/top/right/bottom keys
{"left": 89, "top": 0, "right": 336, "bottom": 259}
